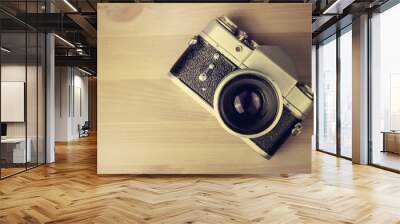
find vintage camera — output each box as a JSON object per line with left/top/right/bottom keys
{"left": 169, "top": 17, "right": 313, "bottom": 159}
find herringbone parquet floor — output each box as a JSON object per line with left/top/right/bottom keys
{"left": 1, "top": 135, "right": 400, "bottom": 224}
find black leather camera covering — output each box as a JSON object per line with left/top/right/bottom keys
{"left": 170, "top": 36, "right": 237, "bottom": 105}
{"left": 251, "top": 108, "right": 299, "bottom": 156}
{"left": 170, "top": 36, "right": 300, "bottom": 157}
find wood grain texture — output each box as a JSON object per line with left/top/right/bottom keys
{"left": 1, "top": 135, "right": 400, "bottom": 223}
{"left": 97, "top": 3, "right": 312, "bottom": 174}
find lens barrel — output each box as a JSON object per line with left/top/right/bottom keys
{"left": 214, "top": 70, "right": 282, "bottom": 138}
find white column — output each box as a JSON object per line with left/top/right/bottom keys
{"left": 46, "top": 32, "right": 55, "bottom": 163}
{"left": 352, "top": 14, "right": 369, "bottom": 164}
{"left": 45, "top": 0, "right": 56, "bottom": 163}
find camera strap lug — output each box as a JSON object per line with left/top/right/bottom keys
{"left": 188, "top": 36, "right": 198, "bottom": 46}
{"left": 291, "top": 123, "right": 303, "bottom": 136}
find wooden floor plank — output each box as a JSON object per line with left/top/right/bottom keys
{"left": 1, "top": 134, "right": 400, "bottom": 223}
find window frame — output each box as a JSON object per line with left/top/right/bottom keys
{"left": 0, "top": 0, "right": 48, "bottom": 180}
{"left": 367, "top": 0, "right": 400, "bottom": 173}
{"left": 315, "top": 23, "right": 353, "bottom": 160}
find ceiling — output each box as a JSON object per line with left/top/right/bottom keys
{"left": 0, "top": 0, "right": 391, "bottom": 74}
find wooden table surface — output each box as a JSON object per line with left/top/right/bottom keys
{"left": 97, "top": 3, "right": 312, "bottom": 174}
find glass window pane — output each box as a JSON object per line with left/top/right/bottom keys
{"left": 0, "top": 1, "right": 46, "bottom": 179}
{"left": 38, "top": 33, "right": 45, "bottom": 165}
{"left": 317, "top": 36, "right": 337, "bottom": 154}
{"left": 339, "top": 28, "right": 352, "bottom": 158}
{"left": 26, "top": 0, "right": 39, "bottom": 169}
{"left": 1, "top": 31, "right": 27, "bottom": 177}
{"left": 27, "top": 31, "right": 38, "bottom": 169}
{"left": 371, "top": 3, "right": 400, "bottom": 171}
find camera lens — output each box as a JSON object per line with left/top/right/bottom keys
{"left": 233, "top": 90, "right": 262, "bottom": 115}
{"left": 216, "top": 74, "right": 280, "bottom": 136}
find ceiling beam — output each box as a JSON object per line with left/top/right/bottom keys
{"left": 67, "top": 13, "right": 97, "bottom": 39}
{"left": 322, "top": 0, "right": 356, "bottom": 14}
{"left": 11, "top": 13, "right": 82, "bottom": 32}
{"left": 55, "top": 55, "right": 96, "bottom": 70}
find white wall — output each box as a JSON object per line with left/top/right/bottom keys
{"left": 55, "top": 67, "right": 89, "bottom": 141}
{"left": 1, "top": 64, "right": 37, "bottom": 138}
{"left": 1, "top": 64, "right": 26, "bottom": 81}
{"left": 55, "top": 67, "right": 70, "bottom": 141}
{"left": 1, "top": 65, "right": 27, "bottom": 141}
{"left": 72, "top": 73, "right": 89, "bottom": 138}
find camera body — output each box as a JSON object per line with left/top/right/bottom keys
{"left": 169, "top": 17, "right": 313, "bottom": 159}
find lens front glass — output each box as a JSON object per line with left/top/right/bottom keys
{"left": 217, "top": 74, "right": 279, "bottom": 135}
{"left": 233, "top": 90, "right": 262, "bottom": 115}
